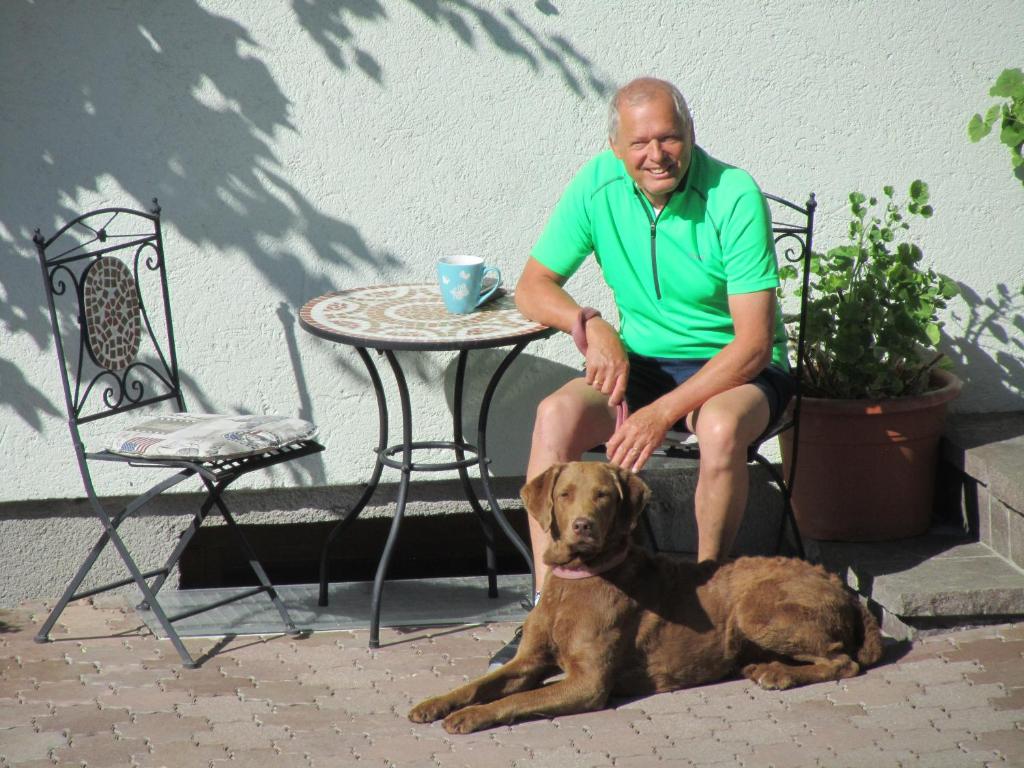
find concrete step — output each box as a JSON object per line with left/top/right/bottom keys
{"left": 815, "top": 528, "right": 1024, "bottom": 640}
{"left": 943, "top": 411, "right": 1024, "bottom": 569}
{"left": 637, "top": 454, "right": 796, "bottom": 558}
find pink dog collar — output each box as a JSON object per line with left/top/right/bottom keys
{"left": 551, "top": 546, "right": 629, "bottom": 580}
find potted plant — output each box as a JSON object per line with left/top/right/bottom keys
{"left": 779, "top": 181, "right": 962, "bottom": 541}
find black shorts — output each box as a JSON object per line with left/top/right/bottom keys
{"left": 623, "top": 354, "right": 796, "bottom": 437}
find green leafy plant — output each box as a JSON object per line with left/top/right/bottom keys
{"left": 967, "top": 68, "right": 1024, "bottom": 186}
{"left": 780, "top": 181, "right": 959, "bottom": 400}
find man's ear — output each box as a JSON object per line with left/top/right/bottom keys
{"left": 520, "top": 463, "right": 564, "bottom": 532}
{"left": 613, "top": 465, "right": 651, "bottom": 531}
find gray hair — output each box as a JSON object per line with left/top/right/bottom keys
{"left": 607, "top": 78, "right": 693, "bottom": 141}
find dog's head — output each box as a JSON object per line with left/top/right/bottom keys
{"left": 520, "top": 461, "right": 651, "bottom": 568}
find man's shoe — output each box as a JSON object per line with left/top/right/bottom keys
{"left": 487, "top": 625, "right": 523, "bottom": 670}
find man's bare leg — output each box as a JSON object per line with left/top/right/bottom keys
{"left": 525, "top": 378, "right": 617, "bottom": 591}
{"left": 686, "top": 383, "right": 771, "bottom": 562}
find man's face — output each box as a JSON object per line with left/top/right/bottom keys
{"left": 609, "top": 92, "right": 692, "bottom": 207}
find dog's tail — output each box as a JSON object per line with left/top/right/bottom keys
{"left": 854, "top": 598, "right": 884, "bottom": 667}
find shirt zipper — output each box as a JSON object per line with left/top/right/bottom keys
{"left": 633, "top": 187, "right": 673, "bottom": 300}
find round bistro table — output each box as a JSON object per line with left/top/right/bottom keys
{"left": 299, "top": 283, "right": 555, "bottom": 647}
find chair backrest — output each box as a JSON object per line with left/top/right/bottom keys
{"left": 762, "top": 193, "right": 816, "bottom": 492}
{"left": 764, "top": 192, "right": 817, "bottom": 391}
{"left": 33, "top": 201, "right": 185, "bottom": 434}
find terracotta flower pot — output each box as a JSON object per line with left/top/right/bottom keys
{"left": 780, "top": 368, "right": 962, "bottom": 541}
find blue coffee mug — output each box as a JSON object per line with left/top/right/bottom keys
{"left": 437, "top": 255, "right": 502, "bottom": 314}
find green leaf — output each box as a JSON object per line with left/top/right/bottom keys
{"left": 1000, "top": 120, "right": 1024, "bottom": 148}
{"left": 989, "top": 67, "right": 1024, "bottom": 100}
{"left": 920, "top": 204, "right": 934, "bottom": 218}
{"left": 968, "top": 113, "right": 993, "bottom": 142}
{"left": 883, "top": 185, "right": 894, "bottom": 196}
{"left": 909, "top": 180, "right": 929, "bottom": 203}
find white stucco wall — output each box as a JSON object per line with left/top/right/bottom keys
{"left": 2, "top": 0, "right": 1022, "bottom": 511}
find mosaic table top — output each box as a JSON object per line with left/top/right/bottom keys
{"left": 299, "top": 284, "right": 553, "bottom": 350}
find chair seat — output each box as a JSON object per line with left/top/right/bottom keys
{"left": 108, "top": 413, "right": 319, "bottom": 461}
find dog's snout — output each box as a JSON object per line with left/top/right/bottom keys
{"left": 572, "top": 517, "right": 594, "bottom": 537}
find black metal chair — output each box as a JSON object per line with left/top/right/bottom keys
{"left": 31, "top": 200, "right": 325, "bottom": 668}
{"left": 636, "top": 193, "right": 817, "bottom": 559}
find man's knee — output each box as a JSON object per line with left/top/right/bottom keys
{"left": 695, "top": 412, "right": 744, "bottom": 461}
{"left": 693, "top": 386, "right": 770, "bottom": 461}
{"left": 532, "top": 382, "right": 614, "bottom": 451}
{"left": 535, "top": 386, "right": 589, "bottom": 437}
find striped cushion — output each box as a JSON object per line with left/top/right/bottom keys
{"left": 108, "top": 413, "right": 318, "bottom": 460}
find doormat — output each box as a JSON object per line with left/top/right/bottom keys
{"left": 137, "top": 574, "right": 533, "bottom": 638}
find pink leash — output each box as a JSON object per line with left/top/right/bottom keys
{"left": 571, "top": 307, "right": 628, "bottom": 430}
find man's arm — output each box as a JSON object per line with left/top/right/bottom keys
{"left": 605, "top": 288, "right": 776, "bottom": 469}
{"left": 515, "top": 257, "right": 630, "bottom": 406}
{"left": 514, "top": 257, "right": 580, "bottom": 333}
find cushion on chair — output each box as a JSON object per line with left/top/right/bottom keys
{"left": 108, "top": 413, "right": 319, "bottom": 460}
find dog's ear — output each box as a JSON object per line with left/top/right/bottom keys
{"left": 613, "top": 465, "right": 651, "bottom": 531}
{"left": 520, "top": 463, "right": 564, "bottom": 532}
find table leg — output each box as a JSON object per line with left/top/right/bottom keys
{"left": 318, "top": 347, "right": 387, "bottom": 607}
{"left": 452, "top": 350, "right": 500, "bottom": 597}
{"left": 475, "top": 342, "right": 536, "bottom": 592}
{"left": 368, "top": 349, "right": 415, "bottom": 648}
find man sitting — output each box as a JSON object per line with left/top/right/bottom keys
{"left": 491, "top": 76, "right": 794, "bottom": 668}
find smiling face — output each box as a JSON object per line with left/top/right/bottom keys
{"left": 609, "top": 88, "right": 693, "bottom": 208}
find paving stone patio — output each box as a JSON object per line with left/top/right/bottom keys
{"left": 1, "top": 597, "right": 1022, "bottom": 767}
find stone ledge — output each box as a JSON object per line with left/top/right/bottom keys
{"left": 817, "top": 532, "right": 1024, "bottom": 640}
{"left": 943, "top": 411, "right": 1024, "bottom": 515}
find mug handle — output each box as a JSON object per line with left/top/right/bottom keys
{"left": 475, "top": 266, "right": 502, "bottom": 307}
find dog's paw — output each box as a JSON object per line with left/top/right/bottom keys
{"left": 442, "top": 705, "right": 493, "bottom": 734}
{"left": 742, "top": 662, "right": 795, "bottom": 690}
{"left": 408, "top": 697, "right": 453, "bottom": 723}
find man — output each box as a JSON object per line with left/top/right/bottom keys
{"left": 489, "top": 77, "right": 794, "bottom": 668}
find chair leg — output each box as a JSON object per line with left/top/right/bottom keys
{"left": 752, "top": 454, "right": 806, "bottom": 559}
{"left": 100, "top": 520, "right": 200, "bottom": 667}
{"left": 34, "top": 514, "right": 121, "bottom": 644}
{"left": 140, "top": 495, "right": 216, "bottom": 608}
{"left": 39, "top": 470, "right": 300, "bottom": 668}
{"left": 777, "top": 492, "right": 806, "bottom": 560}
{"left": 35, "top": 495, "right": 200, "bottom": 667}
{"left": 207, "top": 482, "right": 300, "bottom": 636}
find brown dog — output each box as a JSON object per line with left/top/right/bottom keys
{"left": 409, "top": 461, "right": 883, "bottom": 733}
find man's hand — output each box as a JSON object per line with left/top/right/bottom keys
{"left": 605, "top": 402, "right": 673, "bottom": 473}
{"left": 582, "top": 318, "right": 629, "bottom": 406}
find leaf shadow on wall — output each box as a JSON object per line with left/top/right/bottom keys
{"left": 0, "top": 0, "right": 610, "bottom": 452}
{"left": 291, "top": 0, "right": 609, "bottom": 98}
{"left": 0, "top": 3, "right": 390, "bottom": 458}
{"left": 942, "top": 282, "right": 1024, "bottom": 407}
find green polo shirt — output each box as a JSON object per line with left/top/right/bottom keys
{"left": 532, "top": 146, "right": 788, "bottom": 368}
